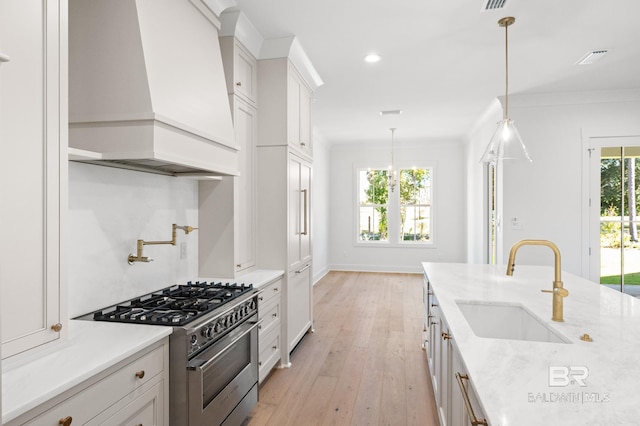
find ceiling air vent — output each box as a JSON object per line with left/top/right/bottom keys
{"left": 482, "top": 0, "right": 507, "bottom": 11}
{"left": 577, "top": 50, "right": 609, "bottom": 65}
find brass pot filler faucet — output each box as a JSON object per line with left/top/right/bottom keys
{"left": 506, "top": 239, "right": 569, "bottom": 322}
{"left": 128, "top": 223, "right": 198, "bottom": 264}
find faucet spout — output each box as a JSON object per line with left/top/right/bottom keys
{"left": 506, "top": 239, "right": 568, "bottom": 322}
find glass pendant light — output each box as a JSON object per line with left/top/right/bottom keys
{"left": 480, "top": 17, "right": 532, "bottom": 163}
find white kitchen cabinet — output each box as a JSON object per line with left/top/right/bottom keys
{"left": 0, "top": 0, "right": 67, "bottom": 359}
{"left": 288, "top": 155, "right": 312, "bottom": 272}
{"left": 6, "top": 339, "right": 169, "bottom": 426}
{"left": 220, "top": 36, "right": 257, "bottom": 106}
{"left": 257, "top": 58, "right": 313, "bottom": 159}
{"left": 425, "top": 275, "right": 488, "bottom": 426}
{"left": 199, "top": 94, "right": 257, "bottom": 277}
{"left": 287, "top": 264, "right": 312, "bottom": 352}
{"left": 258, "top": 278, "right": 282, "bottom": 383}
{"left": 256, "top": 146, "right": 313, "bottom": 366}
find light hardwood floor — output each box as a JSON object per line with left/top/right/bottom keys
{"left": 247, "top": 271, "right": 439, "bottom": 426}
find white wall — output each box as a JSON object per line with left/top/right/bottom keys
{"left": 329, "top": 139, "right": 467, "bottom": 273}
{"left": 490, "top": 89, "right": 640, "bottom": 277}
{"left": 312, "top": 131, "right": 331, "bottom": 284}
{"left": 68, "top": 162, "right": 199, "bottom": 318}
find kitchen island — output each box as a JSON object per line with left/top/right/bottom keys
{"left": 423, "top": 262, "right": 640, "bottom": 426}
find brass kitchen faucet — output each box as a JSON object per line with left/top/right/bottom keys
{"left": 506, "top": 239, "right": 569, "bottom": 322}
{"left": 128, "top": 223, "right": 198, "bottom": 264}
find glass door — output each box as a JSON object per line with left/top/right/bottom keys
{"left": 600, "top": 146, "right": 640, "bottom": 295}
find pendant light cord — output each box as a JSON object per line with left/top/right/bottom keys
{"left": 504, "top": 21, "right": 509, "bottom": 120}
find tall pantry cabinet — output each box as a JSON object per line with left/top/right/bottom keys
{"left": 257, "top": 57, "right": 314, "bottom": 366}
{"left": 0, "top": 0, "right": 67, "bottom": 359}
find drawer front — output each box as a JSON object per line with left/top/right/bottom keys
{"left": 258, "top": 279, "right": 282, "bottom": 306}
{"left": 258, "top": 296, "right": 280, "bottom": 337}
{"left": 94, "top": 381, "right": 164, "bottom": 426}
{"left": 258, "top": 326, "right": 280, "bottom": 384}
{"left": 23, "top": 345, "right": 165, "bottom": 425}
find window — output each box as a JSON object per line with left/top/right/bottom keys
{"left": 357, "top": 167, "right": 433, "bottom": 245}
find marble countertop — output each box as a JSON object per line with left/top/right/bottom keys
{"left": 2, "top": 320, "right": 172, "bottom": 424}
{"left": 423, "top": 262, "right": 640, "bottom": 426}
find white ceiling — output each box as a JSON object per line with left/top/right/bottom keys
{"left": 233, "top": 0, "right": 640, "bottom": 146}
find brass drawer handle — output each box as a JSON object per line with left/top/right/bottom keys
{"left": 272, "top": 313, "right": 278, "bottom": 318}
{"left": 455, "top": 373, "right": 488, "bottom": 426}
{"left": 441, "top": 332, "right": 451, "bottom": 341}
{"left": 59, "top": 416, "right": 72, "bottom": 426}
{"left": 51, "top": 323, "right": 63, "bottom": 332}
{"left": 258, "top": 296, "right": 264, "bottom": 301}
{"left": 135, "top": 370, "right": 145, "bottom": 379}
{"left": 236, "top": 81, "right": 242, "bottom": 87}
{"left": 273, "top": 286, "right": 279, "bottom": 292}
{"left": 272, "top": 345, "right": 277, "bottom": 350}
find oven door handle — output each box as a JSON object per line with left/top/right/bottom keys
{"left": 187, "top": 320, "right": 262, "bottom": 372}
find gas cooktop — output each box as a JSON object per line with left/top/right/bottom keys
{"left": 83, "top": 281, "right": 255, "bottom": 326}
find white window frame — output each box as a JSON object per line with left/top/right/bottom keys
{"left": 354, "top": 162, "right": 436, "bottom": 248}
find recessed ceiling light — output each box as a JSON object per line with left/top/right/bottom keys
{"left": 379, "top": 109, "right": 403, "bottom": 116}
{"left": 364, "top": 53, "right": 382, "bottom": 63}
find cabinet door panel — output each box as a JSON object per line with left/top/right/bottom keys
{"left": 300, "top": 160, "right": 312, "bottom": 263}
{"left": 234, "top": 99, "right": 256, "bottom": 271}
{"left": 288, "top": 157, "right": 302, "bottom": 270}
{"left": 287, "top": 266, "right": 311, "bottom": 351}
{"left": 0, "top": 0, "right": 64, "bottom": 358}
{"left": 287, "top": 72, "right": 301, "bottom": 146}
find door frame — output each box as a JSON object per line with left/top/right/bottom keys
{"left": 581, "top": 127, "right": 640, "bottom": 282}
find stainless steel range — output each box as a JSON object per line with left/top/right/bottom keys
{"left": 79, "top": 281, "right": 260, "bottom": 426}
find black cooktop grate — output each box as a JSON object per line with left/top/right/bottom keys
{"left": 89, "top": 281, "right": 254, "bottom": 326}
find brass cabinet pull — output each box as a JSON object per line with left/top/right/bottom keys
{"left": 236, "top": 264, "right": 242, "bottom": 269}
{"left": 272, "top": 313, "right": 278, "bottom": 318}
{"left": 301, "top": 189, "right": 308, "bottom": 235}
{"left": 135, "top": 370, "right": 145, "bottom": 379}
{"left": 236, "top": 81, "right": 242, "bottom": 87}
{"left": 51, "top": 323, "right": 63, "bottom": 332}
{"left": 273, "top": 286, "right": 279, "bottom": 292}
{"left": 272, "top": 345, "right": 277, "bottom": 350}
{"left": 59, "top": 416, "right": 72, "bottom": 426}
{"left": 455, "top": 373, "right": 488, "bottom": 426}
{"left": 258, "top": 324, "right": 262, "bottom": 330}
{"left": 258, "top": 361, "right": 262, "bottom": 367}
{"left": 441, "top": 332, "right": 451, "bottom": 340}
{"left": 431, "top": 303, "right": 438, "bottom": 307}
{"left": 258, "top": 295, "right": 264, "bottom": 301}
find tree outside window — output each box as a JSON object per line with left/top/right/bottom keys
{"left": 358, "top": 167, "right": 432, "bottom": 244}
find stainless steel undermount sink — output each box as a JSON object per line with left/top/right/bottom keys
{"left": 455, "top": 300, "right": 570, "bottom": 344}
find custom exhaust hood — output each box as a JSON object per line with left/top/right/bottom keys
{"left": 69, "top": 0, "right": 239, "bottom": 177}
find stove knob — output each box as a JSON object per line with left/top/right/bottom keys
{"left": 190, "top": 335, "right": 198, "bottom": 346}
{"left": 214, "top": 321, "right": 222, "bottom": 333}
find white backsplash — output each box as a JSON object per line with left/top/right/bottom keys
{"left": 68, "top": 162, "right": 199, "bottom": 318}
